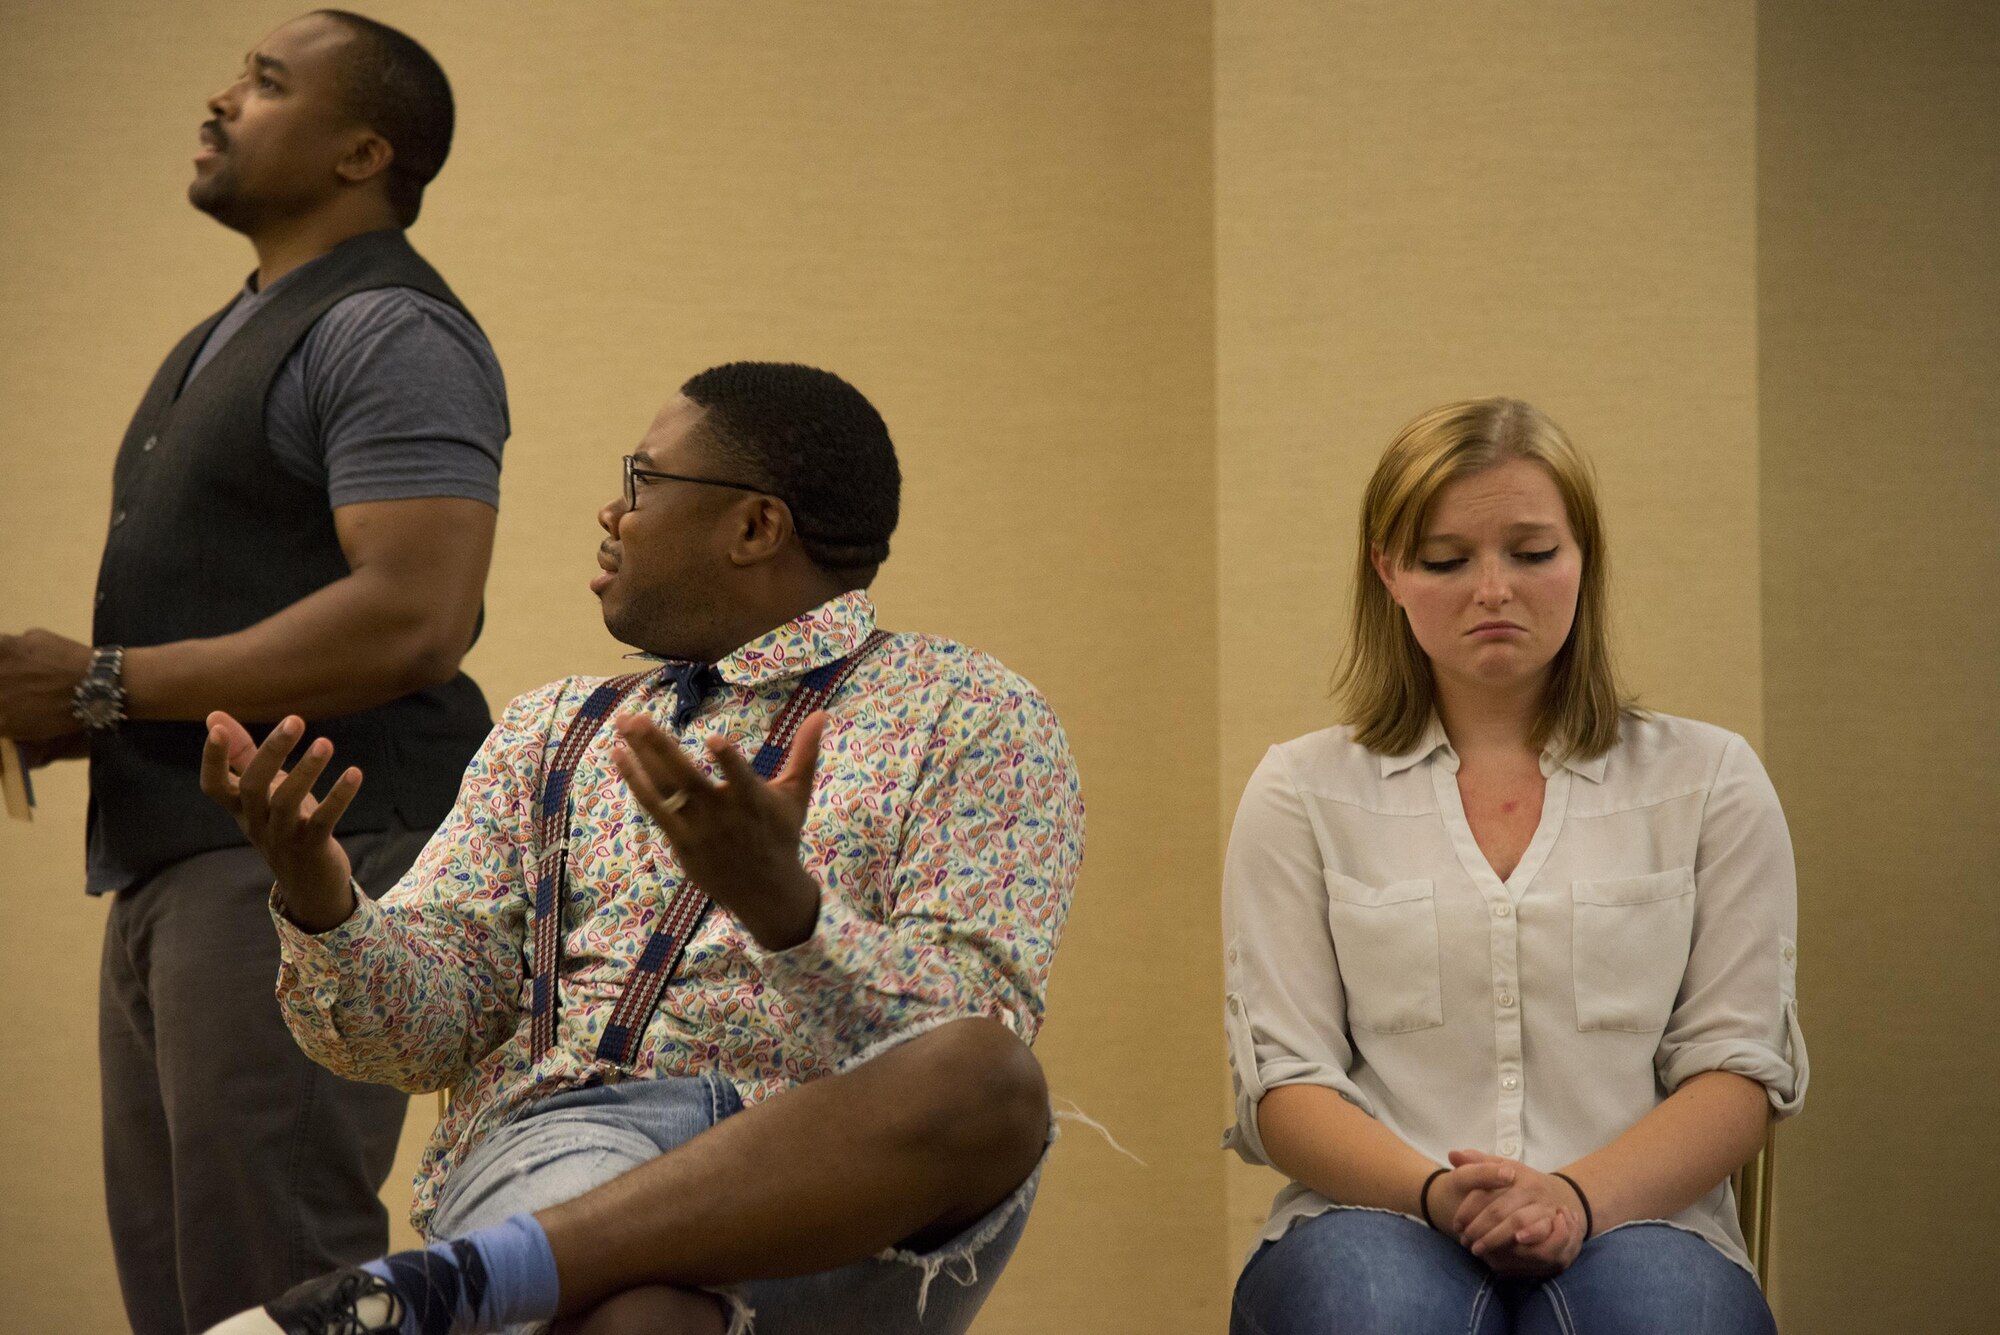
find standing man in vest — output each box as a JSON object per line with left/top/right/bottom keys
{"left": 0, "top": 12, "right": 507, "bottom": 1333}
{"left": 198, "top": 363, "right": 1082, "bottom": 1335}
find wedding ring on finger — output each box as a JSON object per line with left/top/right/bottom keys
{"left": 659, "top": 789, "right": 691, "bottom": 816}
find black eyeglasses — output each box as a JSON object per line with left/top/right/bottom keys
{"left": 622, "top": 455, "right": 769, "bottom": 511}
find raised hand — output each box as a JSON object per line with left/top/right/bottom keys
{"left": 197, "top": 711, "right": 361, "bottom": 932}
{"left": 609, "top": 709, "right": 828, "bottom": 952}
{"left": 1446, "top": 1148, "right": 1586, "bottom": 1275}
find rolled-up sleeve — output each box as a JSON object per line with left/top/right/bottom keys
{"left": 1656, "top": 734, "right": 1810, "bottom": 1117}
{"left": 1222, "top": 746, "right": 1373, "bottom": 1165}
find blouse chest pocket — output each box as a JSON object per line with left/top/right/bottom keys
{"left": 1571, "top": 867, "right": 1696, "bottom": 1034}
{"left": 1324, "top": 873, "right": 1444, "bottom": 1034}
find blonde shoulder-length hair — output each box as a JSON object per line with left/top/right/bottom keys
{"left": 1331, "top": 397, "right": 1633, "bottom": 760}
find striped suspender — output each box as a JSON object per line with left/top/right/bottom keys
{"left": 528, "top": 673, "right": 650, "bottom": 1058}
{"left": 528, "top": 630, "right": 892, "bottom": 1064}
{"left": 749, "top": 629, "right": 893, "bottom": 778}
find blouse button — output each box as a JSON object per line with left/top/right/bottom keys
{"left": 1494, "top": 903, "right": 1512, "bottom": 918}
{"left": 1501, "top": 1140, "right": 1519, "bottom": 1157}
{"left": 1502, "top": 1075, "right": 1519, "bottom": 1090}
{"left": 1497, "top": 991, "right": 1515, "bottom": 1008}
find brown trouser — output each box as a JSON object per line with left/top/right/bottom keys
{"left": 98, "top": 828, "right": 425, "bottom": 1335}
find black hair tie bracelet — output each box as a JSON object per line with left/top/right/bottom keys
{"left": 1418, "top": 1166, "right": 1450, "bottom": 1232}
{"left": 1552, "top": 1171, "right": 1595, "bottom": 1241}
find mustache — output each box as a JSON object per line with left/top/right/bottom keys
{"left": 199, "top": 120, "right": 228, "bottom": 151}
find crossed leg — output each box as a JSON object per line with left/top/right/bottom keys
{"left": 558, "top": 1286, "right": 727, "bottom": 1335}
{"left": 539, "top": 1016, "right": 1050, "bottom": 1333}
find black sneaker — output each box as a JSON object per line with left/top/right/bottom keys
{"left": 201, "top": 1267, "right": 405, "bottom": 1334}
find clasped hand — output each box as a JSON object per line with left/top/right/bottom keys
{"left": 609, "top": 711, "right": 827, "bottom": 952}
{"left": 1429, "top": 1149, "right": 1586, "bottom": 1276}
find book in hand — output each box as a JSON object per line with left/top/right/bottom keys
{"left": 2, "top": 740, "right": 35, "bottom": 822}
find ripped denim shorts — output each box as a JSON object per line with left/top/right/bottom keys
{"left": 429, "top": 1067, "right": 1048, "bottom": 1335}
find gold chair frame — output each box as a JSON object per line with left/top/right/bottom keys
{"left": 1732, "top": 1124, "right": 1777, "bottom": 1291}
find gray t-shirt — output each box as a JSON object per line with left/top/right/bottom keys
{"left": 182, "top": 260, "right": 508, "bottom": 509}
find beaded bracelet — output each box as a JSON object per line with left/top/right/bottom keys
{"left": 1552, "top": 1171, "right": 1595, "bottom": 1240}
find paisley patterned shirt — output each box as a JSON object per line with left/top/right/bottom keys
{"left": 271, "top": 591, "right": 1084, "bottom": 1233}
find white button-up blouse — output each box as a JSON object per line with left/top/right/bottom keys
{"left": 1222, "top": 711, "right": 1808, "bottom": 1272}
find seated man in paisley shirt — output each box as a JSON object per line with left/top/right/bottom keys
{"left": 198, "top": 362, "right": 1084, "bottom": 1335}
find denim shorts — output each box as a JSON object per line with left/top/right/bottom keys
{"left": 429, "top": 1070, "right": 1047, "bottom": 1335}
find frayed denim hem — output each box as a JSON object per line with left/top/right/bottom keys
{"left": 707, "top": 1117, "right": 1055, "bottom": 1330}
{"left": 874, "top": 1138, "right": 1050, "bottom": 1319}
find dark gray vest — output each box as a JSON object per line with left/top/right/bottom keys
{"left": 89, "top": 229, "right": 492, "bottom": 881}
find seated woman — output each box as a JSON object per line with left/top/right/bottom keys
{"left": 1222, "top": 398, "right": 1807, "bottom": 1334}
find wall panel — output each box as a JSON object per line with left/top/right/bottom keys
{"left": 1758, "top": 1, "right": 1999, "bottom": 1325}
{"left": 0, "top": 3, "right": 1218, "bottom": 1330}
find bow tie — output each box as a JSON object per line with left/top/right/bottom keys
{"left": 657, "top": 660, "right": 725, "bottom": 730}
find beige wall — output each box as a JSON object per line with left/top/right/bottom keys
{"left": 1757, "top": 2, "right": 1999, "bottom": 1328}
{"left": 1, "top": 2, "right": 1992, "bottom": 1331}
{"left": 0, "top": 2, "right": 1219, "bottom": 1331}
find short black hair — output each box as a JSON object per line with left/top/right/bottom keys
{"left": 679, "top": 362, "right": 902, "bottom": 581}
{"left": 314, "top": 11, "right": 454, "bottom": 226}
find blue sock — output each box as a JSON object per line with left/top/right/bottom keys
{"left": 360, "top": 1213, "right": 560, "bottom": 1335}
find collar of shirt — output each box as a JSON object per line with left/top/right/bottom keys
{"left": 628, "top": 590, "right": 879, "bottom": 704}
{"left": 710, "top": 588, "right": 878, "bottom": 688}
{"left": 1376, "top": 714, "right": 1609, "bottom": 783}
{"left": 237, "top": 250, "right": 325, "bottom": 300}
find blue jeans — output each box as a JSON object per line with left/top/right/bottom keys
{"left": 1231, "top": 1208, "right": 1775, "bottom": 1335}
{"left": 430, "top": 1071, "right": 1044, "bottom": 1335}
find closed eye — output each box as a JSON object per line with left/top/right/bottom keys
{"left": 1416, "top": 547, "right": 1559, "bottom": 573}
